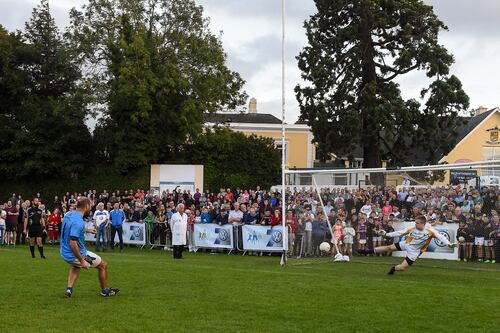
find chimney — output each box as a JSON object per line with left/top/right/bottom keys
{"left": 248, "top": 97, "right": 257, "bottom": 114}
{"left": 476, "top": 106, "right": 488, "bottom": 116}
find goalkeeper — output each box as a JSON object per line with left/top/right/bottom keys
{"left": 358, "top": 215, "right": 456, "bottom": 275}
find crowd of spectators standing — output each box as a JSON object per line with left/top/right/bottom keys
{"left": 1, "top": 185, "right": 499, "bottom": 262}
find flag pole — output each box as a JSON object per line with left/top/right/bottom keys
{"left": 280, "top": 0, "right": 287, "bottom": 266}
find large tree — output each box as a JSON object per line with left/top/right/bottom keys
{"left": 0, "top": 1, "right": 91, "bottom": 179}
{"left": 67, "top": 0, "right": 247, "bottom": 172}
{"left": 295, "top": 0, "right": 469, "bottom": 168}
{"left": 0, "top": 27, "right": 28, "bottom": 177}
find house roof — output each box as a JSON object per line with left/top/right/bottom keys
{"left": 326, "top": 108, "right": 500, "bottom": 165}
{"left": 204, "top": 112, "right": 282, "bottom": 124}
{"left": 452, "top": 109, "right": 496, "bottom": 145}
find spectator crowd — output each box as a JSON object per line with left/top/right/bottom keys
{"left": 1, "top": 185, "right": 500, "bottom": 263}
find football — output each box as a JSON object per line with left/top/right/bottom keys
{"left": 319, "top": 242, "right": 331, "bottom": 253}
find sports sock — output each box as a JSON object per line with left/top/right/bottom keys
{"left": 66, "top": 287, "right": 73, "bottom": 293}
{"left": 38, "top": 245, "right": 45, "bottom": 257}
{"left": 29, "top": 245, "right": 35, "bottom": 257}
{"left": 366, "top": 248, "right": 375, "bottom": 255}
{"left": 102, "top": 288, "right": 110, "bottom": 294}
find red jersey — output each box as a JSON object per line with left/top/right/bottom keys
{"left": 271, "top": 214, "right": 282, "bottom": 226}
{"left": 286, "top": 217, "right": 298, "bottom": 233}
{"left": 48, "top": 213, "right": 62, "bottom": 231}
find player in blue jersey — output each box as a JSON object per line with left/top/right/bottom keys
{"left": 60, "top": 197, "right": 119, "bottom": 298}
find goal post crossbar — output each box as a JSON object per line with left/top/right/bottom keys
{"left": 284, "top": 160, "right": 500, "bottom": 175}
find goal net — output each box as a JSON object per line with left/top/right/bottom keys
{"left": 281, "top": 160, "right": 500, "bottom": 266}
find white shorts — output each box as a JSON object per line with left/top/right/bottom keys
{"left": 344, "top": 236, "right": 354, "bottom": 245}
{"left": 372, "top": 236, "right": 382, "bottom": 242}
{"left": 396, "top": 241, "right": 421, "bottom": 262}
{"left": 359, "top": 239, "right": 367, "bottom": 245}
{"left": 65, "top": 251, "right": 102, "bottom": 268}
{"left": 474, "top": 237, "right": 485, "bottom": 246}
{"left": 484, "top": 239, "right": 494, "bottom": 247}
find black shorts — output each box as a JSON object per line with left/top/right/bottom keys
{"left": 28, "top": 226, "right": 43, "bottom": 238}
{"left": 405, "top": 257, "right": 415, "bottom": 266}
{"left": 6, "top": 222, "right": 17, "bottom": 232}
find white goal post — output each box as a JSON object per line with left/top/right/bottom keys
{"left": 284, "top": 160, "right": 500, "bottom": 176}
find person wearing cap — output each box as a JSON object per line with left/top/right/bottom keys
{"left": 200, "top": 206, "right": 212, "bottom": 224}
{"left": 215, "top": 208, "right": 228, "bottom": 226}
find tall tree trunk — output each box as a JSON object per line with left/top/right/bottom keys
{"left": 358, "top": 0, "right": 382, "bottom": 170}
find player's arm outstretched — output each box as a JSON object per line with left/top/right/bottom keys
{"left": 429, "top": 226, "right": 456, "bottom": 248}
{"left": 379, "top": 226, "right": 413, "bottom": 238}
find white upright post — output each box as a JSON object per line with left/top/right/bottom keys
{"left": 280, "top": 0, "right": 287, "bottom": 266}
{"left": 312, "top": 175, "right": 340, "bottom": 254}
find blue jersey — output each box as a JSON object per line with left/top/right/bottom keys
{"left": 109, "top": 209, "right": 125, "bottom": 226}
{"left": 60, "top": 211, "right": 87, "bottom": 262}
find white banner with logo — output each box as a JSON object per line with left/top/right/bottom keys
{"left": 242, "top": 225, "right": 284, "bottom": 252}
{"left": 392, "top": 222, "right": 458, "bottom": 260}
{"left": 84, "top": 222, "right": 146, "bottom": 246}
{"left": 193, "top": 224, "right": 234, "bottom": 249}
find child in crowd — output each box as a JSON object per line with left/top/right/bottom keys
{"left": 457, "top": 221, "right": 469, "bottom": 261}
{"left": 48, "top": 208, "right": 62, "bottom": 244}
{"left": 343, "top": 220, "right": 355, "bottom": 257}
{"left": 194, "top": 209, "right": 201, "bottom": 224}
{"left": 303, "top": 211, "right": 313, "bottom": 257}
{"left": 0, "top": 209, "right": 6, "bottom": 245}
{"left": 357, "top": 216, "right": 368, "bottom": 252}
{"left": 260, "top": 210, "right": 272, "bottom": 226}
{"left": 372, "top": 217, "right": 383, "bottom": 255}
{"left": 333, "top": 219, "right": 343, "bottom": 255}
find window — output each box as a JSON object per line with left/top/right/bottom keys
{"left": 299, "top": 174, "right": 312, "bottom": 185}
{"left": 481, "top": 147, "right": 500, "bottom": 160}
{"left": 333, "top": 174, "right": 348, "bottom": 185}
{"left": 274, "top": 139, "right": 289, "bottom": 165}
{"left": 481, "top": 147, "right": 500, "bottom": 176}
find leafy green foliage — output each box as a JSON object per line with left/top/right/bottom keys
{"left": 177, "top": 128, "right": 281, "bottom": 191}
{"left": 67, "top": 0, "right": 247, "bottom": 173}
{"left": 296, "top": 0, "right": 469, "bottom": 167}
{"left": 0, "top": 0, "right": 92, "bottom": 179}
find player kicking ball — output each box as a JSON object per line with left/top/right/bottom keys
{"left": 358, "top": 215, "right": 456, "bottom": 275}
{"left": 60, "top": 197, "right": 119, "bottom": 298}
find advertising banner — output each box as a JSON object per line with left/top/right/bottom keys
{"left": 193, "top": 224, "right": 234, "bottom": 249}
{"left": 84, "top": 222, "right": 146, "bottom": 246}
{"left": 392, "top": 222, "right": 458, "bottom": 260}
{"left": 242, "top": 225, "right": 284, "bottom": 252}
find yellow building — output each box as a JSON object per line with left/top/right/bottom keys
{"left": 205, "top": 98, "right": 315, "bottom": 168}
{"left": 439, "top": 106, "right": 500, "bottom": 183}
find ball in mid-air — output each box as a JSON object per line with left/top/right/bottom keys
{"left": 458, "top": 236, "right": 465, "bottom": 243}
{"left": 319, "top": 242, "right": 331, "bottom": 253}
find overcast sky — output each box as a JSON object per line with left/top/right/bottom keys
{"left": 1, "top": 0, "right": 499, "bottom": 124}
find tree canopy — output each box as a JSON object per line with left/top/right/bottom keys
{"left": 67, "top": 0, "right": 247, "bottom": 172}
{"left": 296, "top": 0, "right": 469, "bottom": 168}
{"left": 0, "top": 0, "right": 91, "bottom": 179}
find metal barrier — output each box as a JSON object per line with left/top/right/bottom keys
{"left": 147, "top": 222, "right": 171, "bottom": 250}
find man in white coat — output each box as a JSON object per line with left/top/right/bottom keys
{"left": 170, "top": 203, "right": 187, "bottom": 259}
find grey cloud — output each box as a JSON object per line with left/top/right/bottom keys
{"left": 425, "top": 0, "right": 500, "bottom": 39}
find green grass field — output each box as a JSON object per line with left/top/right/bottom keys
{"left": 1, "top": 246, "right": 499, "bottom": 333}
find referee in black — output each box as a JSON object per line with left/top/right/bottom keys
{"left": 23, "top": 197, "right": 46, "bottom": 259}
